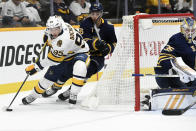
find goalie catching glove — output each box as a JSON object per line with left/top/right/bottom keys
{"left": 25, "top": 62, "right": 44, "bottom": 75}
{"left": 93, "top": 39, "right": 111, "bottom": 56}
{"left": 171, "top": 57, "right": 196, "bottom": 83}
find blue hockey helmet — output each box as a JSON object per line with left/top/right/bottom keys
{"left": 181, "top": 17, "right": 196, "bottom": 43}
{"left": 90, "top": 2, "right": 103, "bottom": 12}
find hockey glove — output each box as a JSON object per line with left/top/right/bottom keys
{"left": 178, "top": 73, "right": 195, "bottom": 83}
{"left": 95, "top": 40, "right": 110, "bottom": 56}
{"left": 25, "top": 63, "right": 43, "bottom": 75}
{"left": 171, "top": 57, "right": 196, "bottom": 83}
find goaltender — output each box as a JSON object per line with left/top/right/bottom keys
{"left": 143, "top": 17, "right": 196, "bottom": 110}
{"left": 155, "top": 17, "right": 196, "bottom": 88}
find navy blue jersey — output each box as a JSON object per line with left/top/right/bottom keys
{"left": 155, "top": 32, "right": 196, "bottom": 74}
{"left": 53, "top": 2, "right": 76, "bottom": 24}
{"left": 79, "top": 17, "right": 117, "bottom": 54}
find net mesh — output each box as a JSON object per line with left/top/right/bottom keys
{"left": 81, "top": 16, "right": 135, "bottom": 111}
{"left": 81, "top": 14, "right": 192, "bottom": 111}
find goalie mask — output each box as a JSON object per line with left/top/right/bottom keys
{"left": 46, "top": 16, "right": 63, "bottom": 39}
{"left": 181, "top": 17, "right": 196, "bottom": 43}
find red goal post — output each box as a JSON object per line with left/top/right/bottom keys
{"left": 133, "top": 13, "right": 193, "bottom": 111}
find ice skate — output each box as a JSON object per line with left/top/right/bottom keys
{"left": 69, "top": 93, "right": 77, "bottom": 104}
{"left": 42, "top": 87, "right": 58, "bottom": 97}
{"left": 57, "top": 88, "right": 70, "bottom": 101}
{"left": 22, "top": 94, "right": 37, "bottom": 105}
{"left": 141, "top": 95, "right": 151, "bottom": 110}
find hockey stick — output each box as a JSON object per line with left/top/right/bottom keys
{"left": 35, "top": 43, "right": 47, "bottom": 63}
{"left": 162, "top": 101, "right": 196, "bottom": 115}
{"left": 93, "top": 12, "right": 102, "bottom": 40}
{"left": 132, "top": 74, "right": 179, "bottom": 77}
{"left": 94, "top": 23, "right": 101, "bottom": 40}
{"left": 5, "top": 43, "right": 47, "bottom": 112}
{"left": 6, "top": 74, "right": 30, "bottom": 111}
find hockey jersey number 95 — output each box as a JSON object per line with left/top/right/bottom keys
{"left": 41, "top": 22, "right": 89, "bottom": 67}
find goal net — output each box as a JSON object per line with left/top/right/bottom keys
{"left": 81, "top": 13, "right": 193, "bottom": 111}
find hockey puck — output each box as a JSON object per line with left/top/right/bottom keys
{"left": 6, "top": 108, "right": 13, "bottom": 112}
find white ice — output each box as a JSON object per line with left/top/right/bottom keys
{"left": 0, "top": 82, "right": 196, "bottom": 131}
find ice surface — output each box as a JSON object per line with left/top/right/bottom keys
{"left": 0, "top": 82, "right": 196, "bottom": 131}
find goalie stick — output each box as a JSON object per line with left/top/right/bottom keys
{"left": 132, "top": 74, "right": 179, "bottom": 77}
{"left": 162, "top": 101, "right": 196, "bottom": 115}
{"left": 5, "top": 43, "right": 47, "bottom": 112}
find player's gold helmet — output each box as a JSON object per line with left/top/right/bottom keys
{"left": 181, "top": 17, "right": 196, "bottom": 43}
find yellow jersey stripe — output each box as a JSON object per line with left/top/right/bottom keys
{"left": 158, "top": 55, "right": 169, "bottom": 60}
{"left": 107, "top": 44, "right": 112, "bottom": 54}
{"left": 92, "top": 38, "right": 99, "bottom": 50}
{"left": 158, "top": 57, "right": 173, "bottom": 65}
{"left": 160, "top": 53, "right": 176, "bottom": 58}
{"left": 84, "top": 38, "right": 91, "bottom": 42}
{"left": 58, "top": 9, "right": 69, "bottom": 14}
{"left": 48, "top": 52, "right": 65, "bottom": 63}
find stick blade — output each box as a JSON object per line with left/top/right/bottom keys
{"left": 162, "top": 109, "right": 184, "bottom": 116}
{"left": 6, "top": 108, "right": 13, "bottom": 112}
{"left": 2, "top": 106, "right": 13, "bottom": 112}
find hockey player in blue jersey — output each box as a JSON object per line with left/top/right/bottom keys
{"left": 141, "top": 17, "right": 196, "bottom": 110}
{"left": 154, "top": 17, "right": 196, "bottom": 89}
{"left": 42, "top": 2, "right": 117, "bottom": 102}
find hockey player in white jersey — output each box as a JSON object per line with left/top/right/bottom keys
{"left": 22, "top": 15, "right": 89, "bottom": 105}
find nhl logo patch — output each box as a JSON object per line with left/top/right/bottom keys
{"left": 57, "top": 40, "right": 62, "bottom": 47}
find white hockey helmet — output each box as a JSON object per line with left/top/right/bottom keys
{"left": 181, "top": 17, "right": 196, "bottom": 43}
{"left": 46, "top": 15, "right": 63, "bottom": 30}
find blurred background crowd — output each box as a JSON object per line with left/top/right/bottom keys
{"left": 0, "top": 0, "right": 194, "bottom": 27}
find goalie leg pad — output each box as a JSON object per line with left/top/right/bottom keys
{"left": 150, "top": 87, "right": 196, "bottom": 110}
